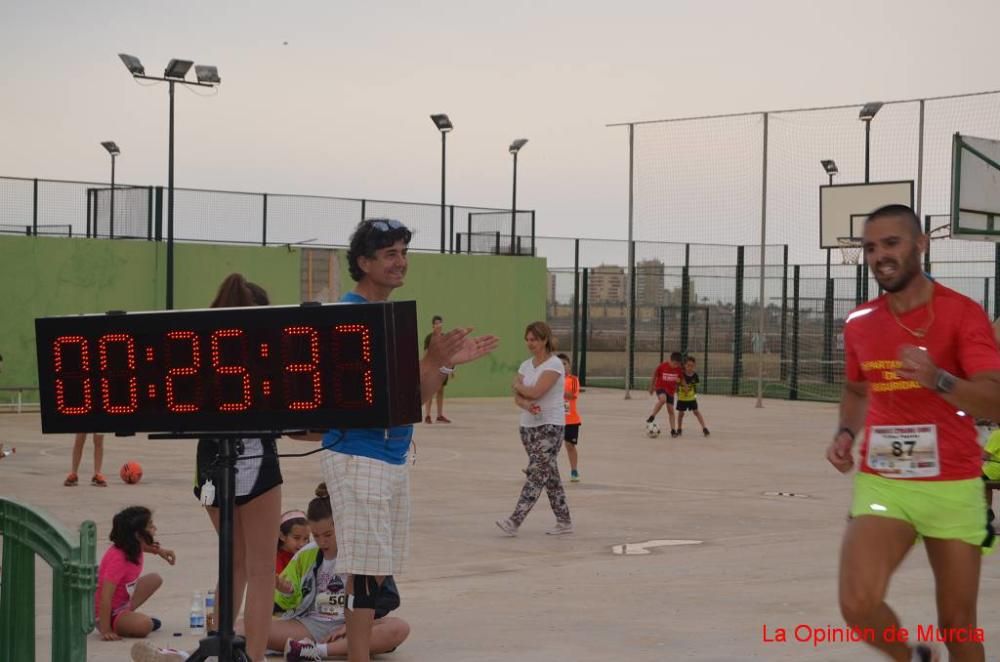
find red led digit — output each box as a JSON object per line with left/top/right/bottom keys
{"left": 53, "top": 335, "right": 93, "bottom": 414}
{"left": 165, "top": 330, "right": 202, "bottom": 413}
{"left": 282, "top": 326, "right": 322, "bottom": 410}
{"left": 211, "top": 329, "right": 252, "bottom": 412}
{"left": 331, "top": 324, "right": 375, "bottom": 408}
{"left": 98, "top": 333, "right": 139, "bottom": 414}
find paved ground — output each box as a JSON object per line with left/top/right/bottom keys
{"left": 4, "top": 389, "right": 1000, "bottom": 661}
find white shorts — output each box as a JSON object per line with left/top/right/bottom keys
{"left": 320, "top": 451, "right": 410, "bottom": 576}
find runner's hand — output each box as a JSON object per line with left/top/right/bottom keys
{"left": 897, "top": 345, "right": 937, "bottom": 389}
{"left": 826, "top": 431, "right": 855, "bottom": 473}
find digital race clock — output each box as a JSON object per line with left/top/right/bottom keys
{"left": 35, "top": 301, "right": 421, "bottom": 434}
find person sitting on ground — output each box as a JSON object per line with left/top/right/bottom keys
{"left": 96, "top": 506, "right": 176, "bottom": 641}
{"left": 267, "top": 483, "right": 409, "bottom": 661}
{"left": 277, "top": 510, "right": 310, "bottom": 575}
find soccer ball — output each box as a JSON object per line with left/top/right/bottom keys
{"left": 120, "top": 461, "right": 143, "bottom": 484}
{"left": 645, "top": 421, "right": 661, "bottom": 438}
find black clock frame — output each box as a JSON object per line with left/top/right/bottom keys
{"left": 34, "top": 301, "right": 421, "bottom": 434}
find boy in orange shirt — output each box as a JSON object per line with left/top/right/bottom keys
{"left": 558, "top": 353, "right": 582, "bottom": 482}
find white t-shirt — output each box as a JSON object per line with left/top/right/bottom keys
{"left": 518, "top": 355, "right": 565, "bottom": 428}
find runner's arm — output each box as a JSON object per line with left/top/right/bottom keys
{"left": 934, "top": 371, "right": 1000, "bottom": 420}
{"left": 838, "top": 379, "right": 868, "bottom": 437}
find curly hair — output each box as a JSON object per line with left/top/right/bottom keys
{"left": 346, "top": 219, "right": 412, "bottom": 282}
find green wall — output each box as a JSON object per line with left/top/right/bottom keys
{"left": 338, "top": 251, "right": 547, "bottom": 397}
{"left": 0, "top": 236, "right": 545, "bottom": 400}
{"left": 0, "top": 236, "right": 299, "bottom": 401}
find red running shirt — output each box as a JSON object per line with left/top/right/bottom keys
{"left": 844, "top": 282, "right": 1000, "bottom": 480}
{"left": 652, "top": 362, "right": 684, "bottom": 394}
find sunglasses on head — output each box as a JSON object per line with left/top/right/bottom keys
{"left": 366, "top": 219, "right": 406, "bottom": 232}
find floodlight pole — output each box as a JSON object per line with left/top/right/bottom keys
{"left": 124, "top": 65, "right": 217, "bottom": 310}
{"left": 864, "top": 119, "right": 871, "bottom": 184}
{"left": 109, "top": 152, "right": 117, "bottom": 239}
{"left": 755, "top": 112, "right": 769, "bottom": 409}
{"left": 511, "top": 151, "right": 519, "bottom": 255}
{"left": 167, "top": 80, "right": 176, "bottom": 309}
{"left": 440, "top": 129, "right": 447, "bottom": 253}
{"left": 624, "top": 124, "right": 634, "bottom": 399}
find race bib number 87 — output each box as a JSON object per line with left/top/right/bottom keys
{"left": 866, "top": 424, "right": 940, "bottom": 478}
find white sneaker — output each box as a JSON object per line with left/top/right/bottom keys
{"left": 495, "top": 517, "right": 519, "bottom": 536}
{"left": 546, "top": 521, "right": 574, "bottom": 535}
{"left": 285, "top": 637, "right": 323, "bottom": 662}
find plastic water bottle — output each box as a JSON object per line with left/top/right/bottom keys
{"left": 0, "top": 447, "right": 13, "bottom": 458}
{"left": 205, "top": 589, "right": 217, "bottom": 632}
{"left": 189, "top": 590, "right": 206, "bottom": 635}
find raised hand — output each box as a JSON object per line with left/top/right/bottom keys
{"left": 427, "top": 327, "right": 499, "bottom": 367}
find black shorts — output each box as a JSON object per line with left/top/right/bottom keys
{"left": 677, "top": 400, "right": 698, "bottom": 412}
{"left": 564, "top": 423, "right": 581, "bottom": 444}
{"left": 655, "top": 390, "right": 676, "bottom": 405}
{"left": 194, "top": 437, "right": 283, "bottom": 507}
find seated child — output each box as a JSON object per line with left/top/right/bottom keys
{"left": 277, "top": 510, "right": 310, "bottom": 574}
{"left": 96, "top": 506, "right": 175, "bottom": 640}
{"left": 267, "top": 483, "right": 410, "bottom": 661}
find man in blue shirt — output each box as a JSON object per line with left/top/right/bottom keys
{"left": 301, "top": 218, "right": 498, "bottom": 662}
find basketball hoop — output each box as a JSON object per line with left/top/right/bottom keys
{"left": 928, "top": 224, "right": 951, "bottom": 241}
{"left": 837, "top": 237, "right": 863, "bottom": 265}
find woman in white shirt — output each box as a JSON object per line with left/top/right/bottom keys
{"left": 496, "top": 321, "right": 573, "bottom": 536}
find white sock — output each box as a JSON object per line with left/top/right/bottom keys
{"left": 315, "top": 643, "right": 329, "bottom": 656}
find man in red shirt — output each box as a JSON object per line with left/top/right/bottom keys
{"left": 827, "top": 204, "right": 1000, "bottom": 662}
{"left": 647, "top": 351, "right": 684, "bottom": 437}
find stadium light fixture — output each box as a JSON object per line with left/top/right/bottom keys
{"left": 195, "top": 65, "right": 221, "bottom": 84}
{"left": 430, "top": 114, "right": 453, "bottom": 132}
{"left": 821, "top": 159, "right": 838, "bottom": 185}
{"left": 118, "top": 53, "right": 145, "bottom": 76}
{"left": 164, "top": 58, "right": 194, "bottom": 80}
{"left": 430, "top": 114, "right": 453, "bottom": 253}
{"left": 859, "top": 102, "right": 883, "bottom": 183}
{"left": 509, "top": 138, "right": 529, "bottom": 254}
{"left": 117, "top": 55, "right": 221, "bottom": 309}
{"left": 858, "top": 102, "right": 883, "bottom": 121}
{"left": 100, "top": 142, "right": 121, "bottom": 239}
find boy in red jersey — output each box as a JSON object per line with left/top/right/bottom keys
{"left": 646, "top": 352, "right": 684, "bottom": 438}
{"left": 826, "top": 204, "right": 1000, "bottom": 662}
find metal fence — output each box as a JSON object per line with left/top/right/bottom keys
{"left": 542, "top": 235, "right": 1000, "bottom": 403}
{"left": 0, "top": 176, "right": 536, "bottom": 253}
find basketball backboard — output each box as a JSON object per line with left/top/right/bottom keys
{"left": 819, "top": 181, "right": 914, "bottom": 249}
{"left": 951, "top": 133, "right": 1000, "bottom": 241}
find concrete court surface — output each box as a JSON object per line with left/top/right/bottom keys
{"left": 4, "top": 388, "right": 1000, "bottom": 661}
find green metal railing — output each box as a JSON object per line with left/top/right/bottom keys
{"left": 0, "top": 498, "right": 96, "bottom": 662}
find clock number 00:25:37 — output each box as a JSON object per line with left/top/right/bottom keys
{"left": 51, "top": 325, "right": 374, "bottom": 415}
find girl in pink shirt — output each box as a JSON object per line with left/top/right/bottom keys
{"left": 95, "top": 506, "right": 175, "bottom": 640}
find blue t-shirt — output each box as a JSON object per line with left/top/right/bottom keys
{"left": 321, "top": 291, "right": 413, "bottom": 465}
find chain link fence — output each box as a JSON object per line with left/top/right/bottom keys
{"left": 0, "top": 176, "right": 536, "bottom": 252}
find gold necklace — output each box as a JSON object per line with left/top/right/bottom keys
{"left": 888, "top": 288, "right": 935, "bottom": 338}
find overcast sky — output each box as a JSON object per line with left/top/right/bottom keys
{"left": 3, "top": 0, "right": 1000, "bottom": 251}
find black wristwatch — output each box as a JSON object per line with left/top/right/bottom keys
{"left": 934, "top": 369, "right": 957, "bottom": 394}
